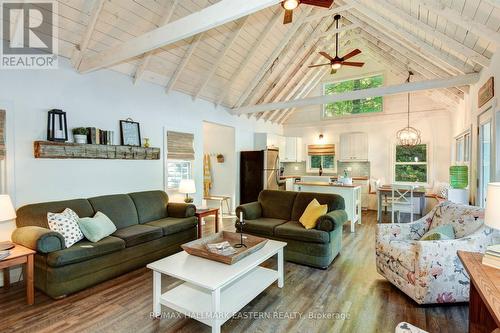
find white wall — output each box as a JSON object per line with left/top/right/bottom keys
{"left": 203, "top": 121, "right": 236, "bottom": 212}
{"left": 0, "top": 59, "right": 281, "bottom": 241}
{"left": 283, "top": 63, "right": 453, "bottom": 190}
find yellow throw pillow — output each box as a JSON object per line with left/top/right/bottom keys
{"left": 299, "top": 199, "right": 328, "bottom": 229}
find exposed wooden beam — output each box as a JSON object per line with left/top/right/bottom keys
{"left": 313, "top": 24, "right": 358, "bottom": 42}
{"left": 165, "top": 34, "right": 203, "bottom": 94}
{"left": 193, "top": 16, "right": 248, "bottom": 100}
{"left": 414, "top": 0, "right": 500, "bottom": 46}
{"left": 344, "top": 0, "right": 474, "bottom": 74}
{"left": 216, "top": 11, "right": 282, "bottom": 107}
{"left": 78, "top": 0, "right": 281, "bottom": 73}
{"left": 234, "top": 7, "right": 314, "bottom": 108}
{"left": 72, "top": 0, "right": 105, "bottom": 68}
{"left": 369, "top": 0, "right": 490, "bottom": 68}
{"left": 134, "top": 0, "right": 179, "bottom": 85}
{"left": 303, "top": 4, "right": 353, "bottom": 23}
{"left": 481, "top": 0, "right": 500, "bottom": 9}
{"left": 233, "top": 73, "right": 480, "bottom": 115}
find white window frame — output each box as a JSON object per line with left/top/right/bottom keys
{"left": 321, "top": 72, "right": 385, "bottom": 120}
{"left": 306, "top": 154, "right": 336, "bottom": 173}
{"left": 166, "top": 160, "right": 192, "bottom": 190}
{"left": 454, "top": 128, "right": 472, "bottom": 165}
{"left": 392, "top": 143, "right": 430, "bottom": 186}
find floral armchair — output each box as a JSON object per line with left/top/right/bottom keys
{"left": 376, "top": 201, "right": 500, "bottom": 304}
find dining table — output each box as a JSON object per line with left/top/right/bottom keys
{"left": 377, "top": 185, "right": 427, "bottom": 222}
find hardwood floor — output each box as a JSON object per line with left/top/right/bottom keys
{"left": 0, "top": 211, "right": 468, "bottom": 333}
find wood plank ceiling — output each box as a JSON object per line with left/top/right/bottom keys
{"left": 18, "top": 0, "right": 500, "bottom": 124}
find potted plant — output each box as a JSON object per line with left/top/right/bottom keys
{"left": 72, "top": 127, "right": 88, "bottom": 144}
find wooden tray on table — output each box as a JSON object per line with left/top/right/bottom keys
{"left": 181, "top": 231, "right": 268, "bottom": 265}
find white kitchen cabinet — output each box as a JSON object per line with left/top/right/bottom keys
{"left": 339, "top": 132, "right": 368, "bottom": 161}
{"left": 282, "top": 137, "right": 303, "bottom": 162}
{"left": 278, "top": 136, "right": 286, "bottom": 161}
{"left": 254, "top": 133, "right": 280, "bottom": 150}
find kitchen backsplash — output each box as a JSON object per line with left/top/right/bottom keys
{"left": 282, "top": 161, "right": 370, "bottom": 177}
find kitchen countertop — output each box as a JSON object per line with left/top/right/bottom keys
{"left": 281, "top": 176, "right": 369, "bottom": 180}
{"left": 294, "top": 181, "right": 362, "bottom": 189}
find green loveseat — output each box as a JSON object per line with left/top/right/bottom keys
{"left": 236, "top": 190, "right": 348, "bottom": 269}
{"left": 11, "top": 190, "right": 197, "bottom": 298}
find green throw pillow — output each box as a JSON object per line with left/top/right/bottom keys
{"left": 78, "top": 212, "right": 117, "bottom": 243}
{"left": 420, "top": 224, "right": 455, "bottom": 241}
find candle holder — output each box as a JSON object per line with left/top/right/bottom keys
{"left": 234, "top": 218, "right": 247, "bottom": 249}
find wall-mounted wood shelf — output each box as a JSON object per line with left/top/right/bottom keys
{"left": 34, "top": 141, "right": 160, "bottom": 160}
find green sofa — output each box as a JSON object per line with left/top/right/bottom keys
{"left": 236, "top": 190, "right": 348, "bottom": 269}
{"left": 11, "top": 190, "right": 197, "bottom": 298}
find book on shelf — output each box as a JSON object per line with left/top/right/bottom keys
{"left": 85, "top": 128, "right": 115, "bottom": 146}
{"left": 0, "top": 250, "right": 10, "bottom": 261}
{"left": 482, "top": 254, "right": 500, "bottom": 269}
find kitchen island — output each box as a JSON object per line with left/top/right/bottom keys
{"left": 293, "top": 181, "right": 362, "bottom": 233}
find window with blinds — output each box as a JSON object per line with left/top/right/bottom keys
{"left": 307, "top": 144, "right": 336, "bottom": 171}
{"left": 166, "top": 131, "right": 194, "bottom": 189}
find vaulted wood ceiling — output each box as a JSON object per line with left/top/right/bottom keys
{"left": 27, "top": 0, "right": 500, "bottom": 124}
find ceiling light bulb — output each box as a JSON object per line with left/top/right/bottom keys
{"left": 332, "top": 63, "right": 342, "bottom": 70}
{"left": 283, "top": 0, "right": 299, "bottom": 10}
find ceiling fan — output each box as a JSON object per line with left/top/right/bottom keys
{"left": 308, "top": 14, "right": 365, "bottom": 74}
{"left": 281, "top": 0, "right": 334, "bottom": 24}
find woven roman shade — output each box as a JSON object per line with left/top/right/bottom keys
{"left": 308, "top": 144, "right": 335, "bottom": 156}
{"left": 0, "top": 110, "right": 5, "bottom": 160}
{"left": 167, "top": 131, "right": 194, "bottom": 160}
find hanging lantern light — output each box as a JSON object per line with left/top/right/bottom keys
{"left": 396, "top": 71, "right": 421, "bottom": 147}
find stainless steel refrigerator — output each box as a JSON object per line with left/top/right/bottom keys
{"left": 240, "top": 149, "right": 282, "bottom": 204}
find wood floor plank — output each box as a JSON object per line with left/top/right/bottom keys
{"left": 0, "top": 211, "right": 468, "bottom": 333}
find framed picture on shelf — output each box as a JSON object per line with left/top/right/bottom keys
{"left": 120, "top": 119, "right": 141, "bottom": 146}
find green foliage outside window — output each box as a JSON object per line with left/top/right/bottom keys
{"left": 323, "top": 75, "right": 383, "bottom": 117}
{"left": 311, "top": 155, "right": 334, "bottom": 169}
{"left": 395, "top": 144, "right": 428, "bottom": 183}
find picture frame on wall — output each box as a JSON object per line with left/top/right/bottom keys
{"left": 120, "top": 119, "right": 141, "bottom": 146}
{"left": 478, "top": 77, "right": 494, "bottom": 108}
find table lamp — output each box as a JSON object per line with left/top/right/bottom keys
{"left": 0, "top": 194, "right": 16, "bottom": 251}
{"left": 179, "top": 179, "right": 196, "bottom": 203}
{"left": 483, "top": 183, "right": 500, "bottom": 269}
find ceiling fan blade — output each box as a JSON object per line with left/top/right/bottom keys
{"left": 319, "top": 51, "right": 334, "bottom": 61}
{"left": 301, "top": 0, "right": 334, "bottom": 8}
{"left": 283, "top": 9, "right": 293, "bottom": 24}
{"left": 342, "top": 49, "right": 362, "bottom": 60}
{"left": 308, "top": 63, "right": 332, "bottom": 68}
{"left": 342, "top": 61, "right": 365, "bottom": 67}
{"left": 330, "top": 68, "right": 337, "bottom": 75}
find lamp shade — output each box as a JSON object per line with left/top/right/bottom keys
{"left": 0, "top": 195, "right": 16, "bottom": 222}
{"left": 178, "top": 179, "right": 196, "bottom": 194}
{"left": 485, "top": 183, "right": 500, "bottom": 230}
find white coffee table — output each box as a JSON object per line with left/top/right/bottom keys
{"left": 147, "top": 239, "right": 287, "bottom": 333}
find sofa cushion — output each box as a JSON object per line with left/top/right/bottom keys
{"left": 275, "top": 221, "right": 329, "bottom": 244}
{"left": 236, "top": 217, "right": 287, "bottom": 236}
{"left": 78, "top": 212, "right": 117, "bottom": 243}
{"left": 299, "top": 199, "right": 328, "bottom": 229}
{"left": 112, "top": 224, "right": 163, "bottom": 247}
{"left": 145, "top": 217, "right": 197, "bottom": 236}
{"left": 47, "top": 236, "right": 125, "bottom": 267}
{"left": 258, "top": 190, "right": 297, "bottom": 220}
{"left": 291, "top": 192, "right": 345, "bottom": 222}
{"left": 16, "top": 199, "right": 94, "bottom": 228}
{"left": 128, "top": 191, "right": 169, "bottom": 223}
{"left": 88, "top": 194, "right": 139, "bottom": 229}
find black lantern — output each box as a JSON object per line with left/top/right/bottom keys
{"left": 47, "top": 109, "right": 68, "bottom": 142}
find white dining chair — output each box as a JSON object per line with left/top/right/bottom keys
{"left": 391, "top": 184, "right": 416, "bottom": 223}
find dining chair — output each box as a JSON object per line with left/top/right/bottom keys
{"left": 391, "top": 184, "right": 416, "bottom": 223}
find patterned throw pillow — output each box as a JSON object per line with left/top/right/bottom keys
{"left": 47, "top": 208, "right": 84, "bottom": 248}
{"left": 420, "top": 224, "right": 455, "bottom": 241}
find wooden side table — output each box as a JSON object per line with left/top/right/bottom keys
{"left": 458, "top": 251, "right": 500, "bottom": 333}
{"left": 195, "top": 208, "right": 219, "bottom": 239}
{"left": 1, "top": 244, "right": 36, "bottom": 305}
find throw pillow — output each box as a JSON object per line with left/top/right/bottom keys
{"left": 78, "top": 212, "right": 117, "bottom": 243}
{"left": 420, "top": 224, "right": 455, "bottom": 241}
{"left": 299, "top": 199, "right": 328, "bottom": 229}
{"left": 47, "top": 208, "right": 84, "bottom": 248}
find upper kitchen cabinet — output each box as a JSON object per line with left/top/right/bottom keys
{"left": 254, "top": 133, "right": 280, "bottom": 150}
{"left": 339, "top": 132, "right": 368, "bottom": 161}
{"left": 283, "top": 137, "right": 303, "bottom": 162}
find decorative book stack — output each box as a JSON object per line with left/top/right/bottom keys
{"left": 0, "top": 250, "right": 10, "bottom": 261}
{"left": 482, "top": 245, "right": 500, "bottom": 269}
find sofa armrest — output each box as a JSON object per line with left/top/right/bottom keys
{"left": 11, "top": 226, "right": 65, "bottom": 253}
{"left": 167, "top": 203, "right": 196, "bottom": 218}
{"left": 316, "top": 210, "right": 348, "bottom": 232}
{"left": 235, "top": 202, "right": 262, "bottom": 220}
{"left": 376, "top": 206, "right": 438, "bottom": 243}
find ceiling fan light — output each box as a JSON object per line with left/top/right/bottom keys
{"left": 331, "top": 62, "right": 342, "bottom": 70}
{"left": 283, "top": 0, "right": 299, "bottom": 10}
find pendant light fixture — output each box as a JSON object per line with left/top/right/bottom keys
{"left": 396, "top": 71, "right": 421, "bottom": 147}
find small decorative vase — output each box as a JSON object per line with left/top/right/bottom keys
{"left": 74, "top": 135, "right": 87, "bottom": 144}
{"left": 143, "top": 138, "right": 150, "bottom": 148}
